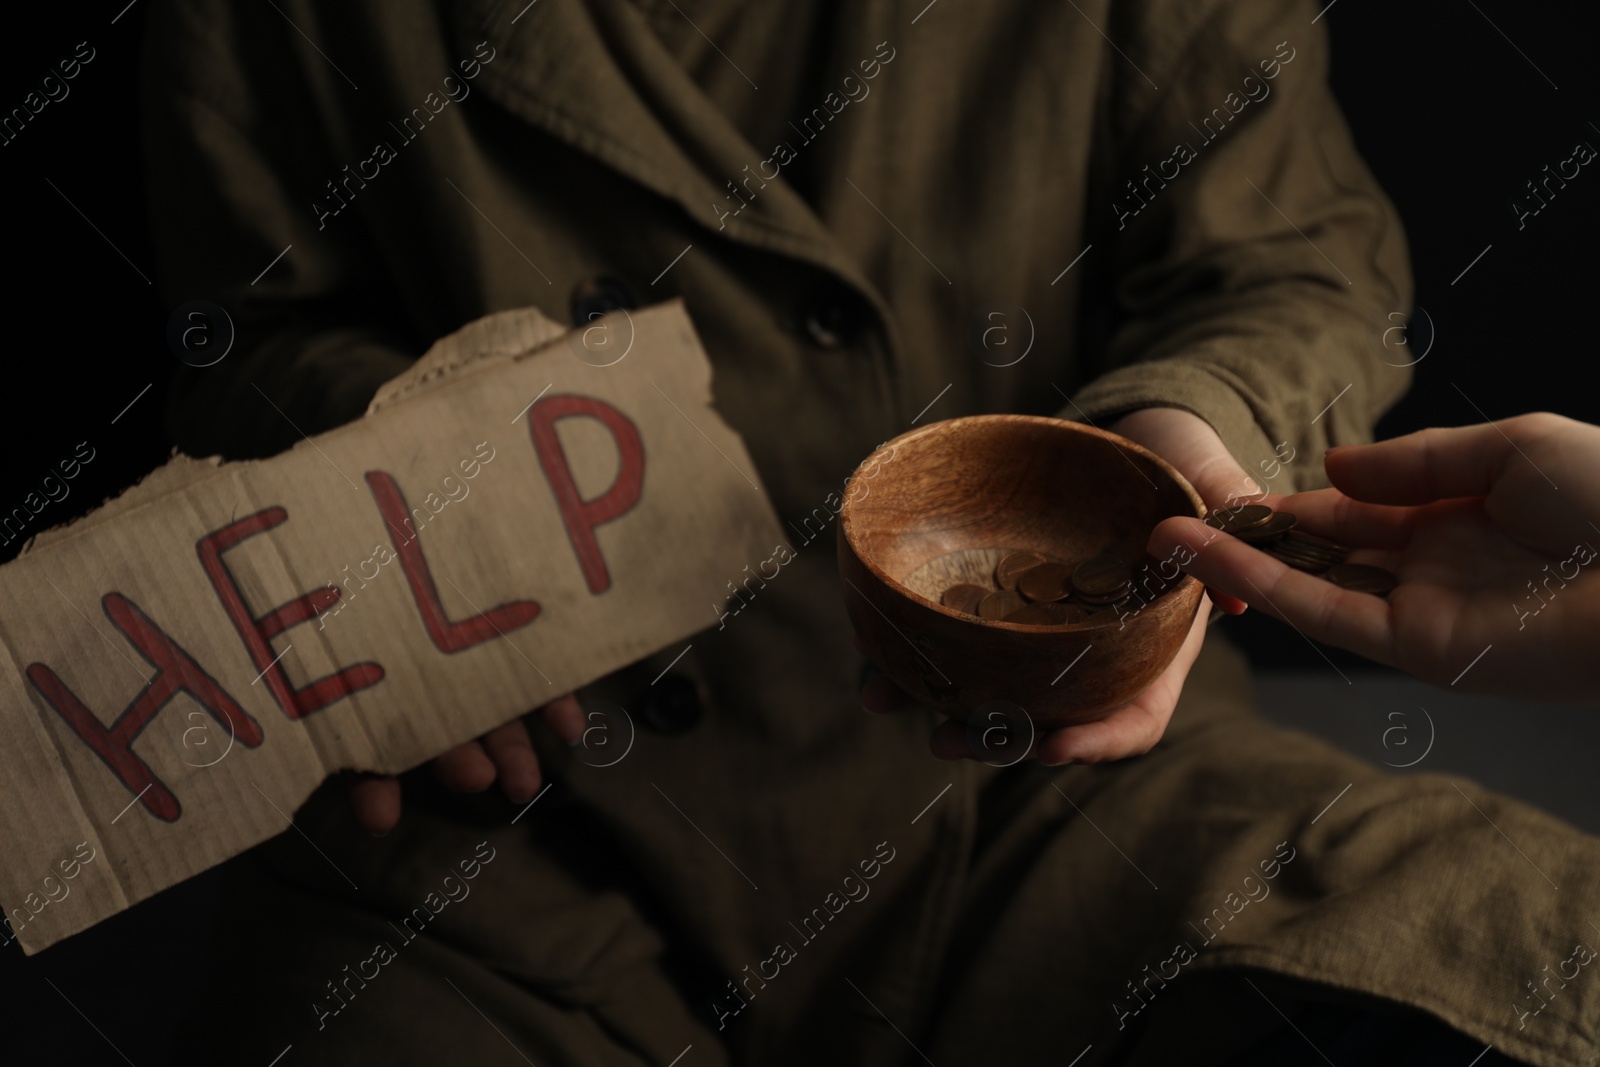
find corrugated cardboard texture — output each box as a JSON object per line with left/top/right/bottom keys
{"left": 0, "top": 301, "right": 783, "bottom": 954}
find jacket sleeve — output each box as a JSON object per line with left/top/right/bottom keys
{"left": 142, "top": 0, "right": 416, "bottom": 461}
{"left": 1066, "top": 0, "right": 1413, "bottom": 494}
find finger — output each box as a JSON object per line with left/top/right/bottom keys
{"left": 1148, "top": 515, "right": 1395, "bottom": 666}
{"left": 537, "top": 693, "right": 586, "bottom": 745}
{"left": 1035, "top": 595, "right": 1210, "bottom": 764}
{"left": 432, "top": 740, "right": 498, "bottom": 793}
{"left": 1185, "top": 452, "right": 1263, "bottom": 514}
{"left": 863, "top": 673, "right": 919, "bottom": 713}
{"left": 1324, "top": 423, "right": 1525, "bottom": 505}
{"left": 932, "top": 592, "right": 1212, "bottom": 766}
{"left": 1033, "top": 704, "right": 1161, "bottom": 765}
{"left": 481, "top": 720, "right": 541, "bottom": 802}
{"left": 929, "top": 716, "right": 978, "bottom": 760}
{"left": 1209, "top": 589, "right": 1249, "bottom": 615}
{"left": 1271, "top": 488, "right": 1419, "bottom": 548}
{"left": 348, "top": 774, "right": 402, "bottom": 835}
{"left": 1113, "top": 408, "right": 1261, "bottom": 506}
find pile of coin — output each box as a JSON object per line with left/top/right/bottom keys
{"left": 940, "top": 550, "right": 1138, "bottom": 626}
{"left": 935, "top": 504, "right": 1398, "bottom": 625}
{"left": 1208, "top": 504, "right": 1398, "bottom": 597}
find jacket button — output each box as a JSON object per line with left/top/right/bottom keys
{"left": 640, "top": 673, "right": 703, "bottom": 734}
{"left": 570, "top": 276, "right": 638, "bottom": 327}
{"left": 801, "top": 280, "right": 869, "bottom": 349}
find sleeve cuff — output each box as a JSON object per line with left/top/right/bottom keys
{"left": 1059, "top": 359, "right": 1283, "bottom": 495}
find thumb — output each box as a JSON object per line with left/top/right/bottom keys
{"left": 538, "top": 693, "right": 587, "bottom": 745}
{"left": 1111, "top": 408, "right": 1261, "bottom": 507}
{"left": 1184, "top": 448, "right": 1263, "bottom": 512}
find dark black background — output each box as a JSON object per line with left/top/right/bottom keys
{"left": 2, "top": 1, "right": 1598, "bottom": 1062}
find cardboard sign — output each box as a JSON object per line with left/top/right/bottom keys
{"left": 0, "top": 301, "right": 783, "bottom": 954}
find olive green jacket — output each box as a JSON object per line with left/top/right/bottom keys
{"left": 144, "top": 2, "right": 1600, "bottom": 1065}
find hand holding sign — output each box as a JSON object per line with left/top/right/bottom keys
{"left": 346, "top": 694, "right": 585, "bottom": 833}
{"left": 0, "top": 301, "right": 784, "bottom": 953}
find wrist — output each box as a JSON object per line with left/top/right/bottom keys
{"left": 1105, "top": 407, "right": 1260, "bottom": 508}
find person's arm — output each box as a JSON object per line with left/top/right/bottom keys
{"left": 883, "top": 0, "right": 1415, "bottom": 764}
{"left": 1067, "top": 0, "right": 1413, "bottom": 499}
{"left": 142, "top": 0, "right": 417, "bottom": 459}
{"left": 142, "top": 0, "right": 581, "bottom": 831}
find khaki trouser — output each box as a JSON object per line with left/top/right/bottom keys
{"left": 175, "top": 638, "right": 1600, "bottom": 1067}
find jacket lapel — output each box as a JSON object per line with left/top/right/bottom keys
{"left": 452, "top": 0, "right": 873, "bottom": 291}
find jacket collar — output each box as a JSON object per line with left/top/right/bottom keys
{"left": 454, "top": 0, "right": 872, "bottom": 289}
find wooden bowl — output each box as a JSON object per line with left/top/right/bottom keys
{"left": 837, "top": 414, "right": 1206, "bottom": 727}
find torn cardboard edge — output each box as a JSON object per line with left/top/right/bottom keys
{"left": 0, "top": 300, "right": 783, "bottom": 954}
{"left": 21, "top": 300, "right": 575, "bottom": 556}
